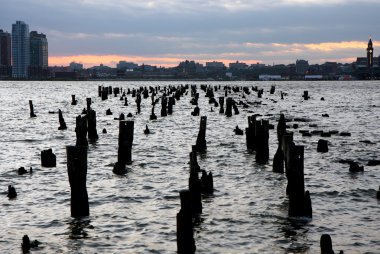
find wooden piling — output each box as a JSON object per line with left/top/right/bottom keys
{"left": 161, "top": 96, "right": 168, "bottom": 117}
{"left": 58, "top": 109, "right": 67, "bottom": 130}
{"left": 66, "top": 145, "right": 89, "bottom": 217}
{"left": 71, "top": 95, "right": 77, "bottom": 105}
{"left": 114, "top": 120, "right": 134, "bottom": 173}
{"left": 195, "top": 116, "right": 207, "bottom": 152}
{"left": 255, "top": 120, "right": 269, "bottom": 164}
{"left": 29, "top": 100, "right": 36, "bottom": 117}
{"left": 75, "top": 115, "right": 88, "bottom": 147}
{"left": 177, "top": 190, "right": 196, "bottom": 254}
{"left": 225, "top": 98, "right": 233, "bottom": 117}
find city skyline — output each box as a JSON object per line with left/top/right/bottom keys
{"left": 2, "top": 0, "right": 380, "bottom": 68}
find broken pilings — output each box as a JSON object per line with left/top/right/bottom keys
{"left": 195, "top": 116, "right": 207, "bottom": 152}
{"left": 58, "top": 109, "right": 67, "bottom": 130}
{"left": 245, "top": 115, "right": 256, "bottom": 150}
{"left": 41, "top": 148, "right": 57, "bottom": 167}
{"left": 113, "top": 120, "right": 134, "bottom": 174}
{"left": 66, "top": 145, "right": 89, "bottom": 217}
{"left": 273, "top": 114, "right": 286, "bottom": 173}
{"left": 176, "top": 190, "right": 196, "bottom": 254}
{"left": 219, "top": 97, "right": 224, "bottom": 113}
{"left": 255, "top": 120, "right": 269, "bottom": 164}
{"left": 75, "top": 115, "right": 88, "bottom": 147}
{"left": 86, "top": 98, "right": 99, "bottom": 141}
{"left": 29, "top": 100, "right": 36, "bottom": 117}
{"left": 286, "top": 144, "right": 312, "bottom": 217}
{"left": 71, "top": 95, "right": 77, "bottom": 105}
{"left": 161, "top": 96, "right": 168, "bottom": 117}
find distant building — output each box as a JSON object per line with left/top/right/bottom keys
{"left": 69, "top": 62, "right": 83, "bottom": 71}
{"left": 0, "top": 29, "right": 12, "bottom": 77}
{"left": 12, "top": 21, "right": 30, "bottom": 78}
{"left": 295, "top": 59, "right": 309, "bottom": 74}
{"left": 29, "top": 31, "right": 48, "bottom": 79}
{"left": 206, "top": 61, "right": 225, "bottom": 71}
{"left": 117, "top": 61, "right": 138, "bottom": 71}
{"left": 229, "top": 61, "right": 248, "bottom": 70}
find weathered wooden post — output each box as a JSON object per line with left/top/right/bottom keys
{"left": 195, "top": 116, "right": 207, "bottom": 152}
{"left": 136, "top": 93, "right": 141, "bottom": 114}
{"left": 317, "top": 139, "right": 328, "bottom": 153}
{"left": 219, "top": 97, "right": 224, "bottom": 114}
{"left": 87, "top": 110, "right": 99, "bottom": 140}
{"left": 168, "top": 96, "right": 175, "bottom": 115}
{"left": 113, "top": 120, "right": 134, "bottom": 174}
{"left": 176, "top": 190, "right": 196, "bottom": 254}
{"left": 225, "top": 98, "right": 233, "bottom": 117}
{"left": 232, "top": 100, "right": 239, "bottom": 115}
{"left": 245, "top": 115, "right": 257, "bottom": 150}
{"left": 29, "top": 100, "right": 36, "bottom": 117}
{"left": 270, "top": 85, "right": 275, "bottom": 94}
{"left": 303, "top": 91, "right": 309, "bottom": 100}
{"left": 287, "top": 144, "right": 312, "bottom": 217}
{"left": 255, "top": 120, "right": 269, "bottom": 164}
{"left": 273, "top": 114, "right": 286, "bottom": 173}
{"left": 75, "top": 115, "right": 88, "bottom": 147}
{"left": 101, "top": 87, "right": 108, "bottom": 100}
{"left": 71, "top": 95, "right": 77, "bottom": 105}
{"left": 98, "top": 86, "right": 102, "bottom": 97}
{"left": 161, "top": 96, "right": 168, "bottom": 117}
{"left": 41, "top": 148, "right": 57, "bottom": 167}
{"left": 66, "top": 145, "right": 89, "bottom": 217}
{"left": 150, "top": 104, "right": 157, "bottom": 120}
{"left": 58, "top": 109, "right": 67, "bottom": 130}
{"left": 201, "top": 170, "right": 214, "bottom": 194}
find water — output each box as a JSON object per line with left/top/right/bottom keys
{"left": 0, "top": 81, "right": 379, "bottom": 253}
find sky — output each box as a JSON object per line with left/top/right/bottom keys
{"left": 2, "top": 0, "right": 380, "bottom": 67}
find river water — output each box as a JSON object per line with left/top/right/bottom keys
{"left": 0, "top": 81, "right": 379, "bottom": 253}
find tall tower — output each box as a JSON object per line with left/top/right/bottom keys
{"left": 29, "top": 31, "right": 48, "bottom": 79}
{"left": 0, "top": 29, "right": 12, "bottom": 77}
{"left": 12, "top": 21, "right": 30, "bottom": 79}
{"left": 367, "top": 38, "right": 373, "bottom": 68}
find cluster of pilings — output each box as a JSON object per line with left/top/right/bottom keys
{"left": 177, "top": 116, "right": 214, "bottom": 253}
{"left": 14, "top": 83, "right": 373, "bottom": 252}
{"left": 273, "top": 114, "right": 312, "bottom": 217}
{"left": 245, "top": 115, "right": 270, "bottom": 164}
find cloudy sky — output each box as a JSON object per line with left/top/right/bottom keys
{"left": 2, "top": 0, "right": 380, "bottom": 67}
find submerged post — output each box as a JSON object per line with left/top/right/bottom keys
{"left": 177, "top": 190, "right": 196, "bottom": 254}
{"left": 29, "top": 100, "right": 36, "bottom": 117}
{"left": 195, "top": 116, "right": 207, "bottom": 152}
{"left": 58, "top": 109, "right": 67, "bottom": 130}
{"left": 66, "top": 146, "right": 89, "bottom": 217}
{"left": 114, "top": 120, "right": 134, "bottom": 174}
{"left": 75, "top": 115, "right": 88, "bottom": 147}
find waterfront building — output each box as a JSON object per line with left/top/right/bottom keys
{"left": 69, "top": 62, "right": 83, "bottom": 71}
{"left": 12, "top": 21, "right": 30, "bottom": 78}
{"left": 29, "top": 31, "right": 48, "bottom": 79}
{"left": 295, "top": 59, "right": 309, "bottom": 74}
{"left": 206, "top": 61, "right": 225, "bottom": 71}
{"left": 0, "top": 29, "right": 12, "bottom": 77}
{"left": 229, "top": 61, "right": 248, "bottom": 70}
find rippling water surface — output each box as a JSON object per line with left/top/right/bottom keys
{"left": 0, "top": 81, "right": 379, "bottom": 253}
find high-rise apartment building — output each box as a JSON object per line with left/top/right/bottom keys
{"left": 0, "top": 29, "right": 12, "bottom": 77}
{"left": 12, "top": 21, "right": 30, "bottom": 78}
{"left": 29, "top": 31, "right": 48, "bottom": 79}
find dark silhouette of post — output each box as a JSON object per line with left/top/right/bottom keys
{"left": 71, "top": 95, "right": 77, "bottom": 105}
{"left": 273, "top": 114, "right": 286, "bottom": 173}
{"left": 58, "top": 109, "right": 67, "bottom": 130}
{"left": 114, "top": 120, "right": 134, "bottom": 173}
{"left": 75, "top": 115, "right": 88, "bottom": 147}
{"left": 195, "top": 116, "right": 207, "bottom": 152}
{"left": 66, "top": 146, "right": 89, "bottom": 217}
{"left": 41, "top": 148, "right": 56, "bottom": 167}
{"left": 177, "top": 190, "right": 196, "bottom": 254}
{"left": 219, "top": 97, "right": 224, "bottom": 113}
{"left": 161, "top": 96, "right": 168, "bottom": 117}
{"left": 255, "top": 120, "right": 269, "bottom": 164}
{"left": 29, "top": 100, "right": 36, "bottom": 117}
